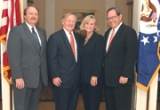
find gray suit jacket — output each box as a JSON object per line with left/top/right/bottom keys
{"left": 7, "top": 23, "right": 48, "bottom": 88}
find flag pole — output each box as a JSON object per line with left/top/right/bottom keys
{"left": 1, "top": 42, "right": 11, "bottom": 110}
{"left": 132, "top": 0, "right": 148, "bottom": 110}
{"left": 20, "top": 0, "right": 24, "bottom": 21}
{"left": 133, "top": 0, "right": 160, "bottom": 110}
{"left": 148, "top": 73, "right": 159, "bottom": 110}
{"left": 148, "top": 42, "right": 160, "bottom": 110}
{"left": 136, "top": 88, "right": 147, "bottom": 110}
{"left": 1, "top": 0, "right": 24, "bottom": 110}
{"left": 0, "top": 1, "right": 11, "bottom": 110}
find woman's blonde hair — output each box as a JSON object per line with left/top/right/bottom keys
{"left": 80, "top": 15, "right": 97, "bottom": 31}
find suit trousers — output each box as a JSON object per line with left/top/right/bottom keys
{"left": 81, "top": 83, "right": 102, "bottom": 110}
{"left": 104, "top": 86, "right": 132, "bottom": 110}
{"left": 13, "top": 83, "right": 41, "bottom": 110}
{"left": 53, "top": 87, "right": 79, "bottom": 110}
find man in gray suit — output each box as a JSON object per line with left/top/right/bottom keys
{"left": 7, "top": 6, "right": 48, "bottom": 110}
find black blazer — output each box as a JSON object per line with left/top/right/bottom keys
{"left": 104, "top": 24, "right": 138, "bottom": 87}
{"left": 79, "top": 32, "right": 105, "bottom": 85}
{"left": 47, "top": 29, "right": 80, "bottom": 88}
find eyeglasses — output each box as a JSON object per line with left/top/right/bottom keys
{"left": 106, "top": 16, "right": 119, "bottom": 20}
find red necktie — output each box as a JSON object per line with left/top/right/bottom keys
{"left": 108, "top": 29, "right": 115, "bottom": 48}
{"left": 69, "top": 32, "right": 76, "bottom": 57}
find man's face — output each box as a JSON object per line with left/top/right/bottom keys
{"left": 24, "top": 7, "right": 38, "bottom": 26}
{"left": 62, "top": 14, "right": 77, "bottom": 32}
{"left": 106, "top": 9, "right": 122, "bottom": 29}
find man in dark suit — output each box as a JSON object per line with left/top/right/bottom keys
{"left": 104, "top": 7, "right": 138, "bottom": 110}
{"left": 47, "top": 13, "right": 80, "bottom": 110}
{"left": 7, "top": 6, "right": 48, "bottom": 110}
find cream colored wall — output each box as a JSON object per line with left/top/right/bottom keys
{"left": 31, "top": 0, "right": 133, "bottom": 35}
{"left": 32, "top": 0, "right": 45, "bottom": 28}
{"left": 55, "top": 0, "right": 106, "bottom": 34}
{"left": 44, "top": 0, "right": 55, "bottom": 36}
{"left": 115, "top": 0, "right": 132, "bottom": 26}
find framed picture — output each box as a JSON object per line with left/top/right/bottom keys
{"left": 27, "top": 0, "right": 34, "bottom": 4}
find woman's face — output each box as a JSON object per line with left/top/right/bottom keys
{"left": 84, "top": 19, "right": 96, "bottom": 33}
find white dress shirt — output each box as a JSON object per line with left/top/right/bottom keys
{"left": 63, "top": 28, "right": 78, "bottom": 62}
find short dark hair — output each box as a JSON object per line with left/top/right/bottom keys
{"left": 24, "top": 5, "right": 38, "bottom": 15}
{"left": 106, "top": 7, "right": 121, "bottom": 16}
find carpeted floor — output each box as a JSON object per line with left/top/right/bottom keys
{"left": 38, "top": 95, "right": 160, "bottom": 110}
{"left": 0, "top": 86, "right": 160, "bottom": 110}
{"left": 39, "top": 95, "right": 105, "bottom": 110}
{"left": 0, "top": 96, "right": 159, "bottom": 110}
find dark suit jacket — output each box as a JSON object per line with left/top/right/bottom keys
{"left": 79, "top": 32, "right": 105, "bottom": 85}
{"left": 7, "top": 23, "right": 48, "bottom": 88}
{"left": 104, "top": 24, "right": 138, "bottom": 87}
{"left": 47, "top": 29, "right": 80, "bottom": 88}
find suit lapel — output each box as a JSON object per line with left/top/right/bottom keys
{"left": 61, "top": 30, "right": 77, "bottom": 62}
{"left": 22, "top": 23, "right": 40, "bottom": 53}
{"left": 105, "top": 28, "right": 111, "bottom": 53}
{"left": 107, "top": 24, "right": 125, "bottom": 52}
{"left": 61, "top": 30, "right": 74, "bottom": 54}
{"left": 37, "top": 29, "right": 45, "bottom": 54}
{"left": 105, "top": 29, "right": 111, "bottom": 45}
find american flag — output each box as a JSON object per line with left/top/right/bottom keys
{"left": 0, "top": 0, "right": 22, "bottom": 83}
{"left": 137, "top": 32, "right": 160, "bottom": 90}
{"left": 136, "top": 0, "right": 160, "bottom": 91}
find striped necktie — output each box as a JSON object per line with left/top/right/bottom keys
{"left": 32, "top": 27, "right": 41, "bottom": 50}
{"left": 108, "top": 29, "right": 115, "bottom": 47}
{"left": 69, "top": 32, "right": 76, "bottom": 57}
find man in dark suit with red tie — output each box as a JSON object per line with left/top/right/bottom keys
{"left": 104, "top": 7, "right": 138, "bottom": 110}
{"left": 47, "top": 13, "right": 80, "bottom": 110}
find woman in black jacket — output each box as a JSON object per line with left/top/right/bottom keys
{"left": 79, "top": 15, "right": 105, "bottom": 110}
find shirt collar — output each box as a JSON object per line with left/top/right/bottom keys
{"left": 63, "top": 28, "right": 73, "bottom": 34}
{"left": 25, "top": 22, "right": 36, "bottom": 32}
{"left": 112, "top": 22, "right": 122, "bottom": 33}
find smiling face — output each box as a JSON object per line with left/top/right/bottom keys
{"left": 106, "top": 9, "right": 122, "bottom": 29}
{"left": 62, "top": 13, "right": 77, "bottom": 32}
{"left": 84, "top": 18, "right": 96, "bottom": 34}
{"left": 24, "top": 6, "right": 39, "bottom": 26}
{"left": 80, "top": 15, "right": 97, "bottom": 35}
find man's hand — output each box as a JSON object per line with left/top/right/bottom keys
{"left": 90, "top": 76, "right": 98, "bottom": 87}
{"left": 52, "top": 77, "right": 62, "bottom": 87}
{"left": 119, "top": 76, "right": 128, "bottom": 84}
{"left": 15, "top": 78, "right": 25, "bottom": 89}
